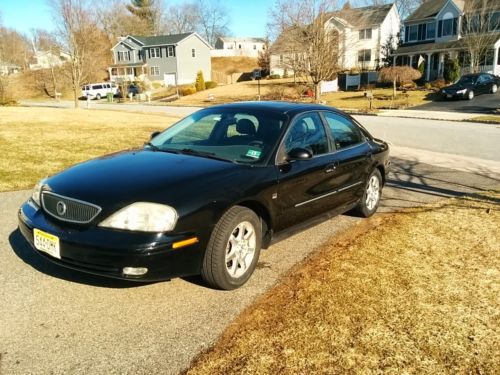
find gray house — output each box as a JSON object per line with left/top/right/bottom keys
{"left": 109, "top": 32, "right": 212, "bottom": 85}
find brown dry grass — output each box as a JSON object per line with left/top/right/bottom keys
{"left": 211, "top": 57, "right": 259, "bottom": 75}
{"left": 471, "top": 115, "right": 500, "bottom": 124}
{"left": 186, "top": 194, "right": 500, "bottom": 374}
{"left": 0, "top": 107, "right": 179, "bottom": 191}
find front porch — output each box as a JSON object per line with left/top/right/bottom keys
{"left": 392, "top": 39, "right": 500, "bottom": 81}
{"left": 108, "top": 63, "right": 148, "bottom": 83}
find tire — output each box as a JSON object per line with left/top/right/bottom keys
{"left": 355, "top": 169, "right": 382, "bottom": 218}
{"left": 467, "top": 90, "right": 474, "bottom": 100}
{"left": 201, "top": 206, "right": 262, "bottom": 290}
{"left": 491, "top": 84, "right": 498, "bottom": 94}
{"left": 95, "top": 94, "right": 101, "bottom": 100}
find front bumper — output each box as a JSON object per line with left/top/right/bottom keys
{"left": 18, "top": 200, "right": 208, "bottom": 282}
{"left": 441, "top": 91, "right": 467, "bottom": 99}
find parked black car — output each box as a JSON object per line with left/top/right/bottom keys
{"left": 440, "top": 73, "right": 499, "bottom": 100}
{"left": 18, "top": 102, "right": 390, "bottom": 290}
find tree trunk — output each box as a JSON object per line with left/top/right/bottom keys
{"left": 392, "top": 79, "right": 397, "bottom": 99}
{"left": 73, "top": 85, "right": 79, "bottom": 108}
{"left": 314, "top": 82, "right": 320, "bottom": 102}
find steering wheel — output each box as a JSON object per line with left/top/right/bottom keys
{"left": 248, "top": 140, "right": 264, "bottom": 148}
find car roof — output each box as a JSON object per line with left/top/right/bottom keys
{"left": 206, "top": 101, "right": 344, "bottom": 117}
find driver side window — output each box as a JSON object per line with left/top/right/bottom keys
{"left": 284, "top": 113, "right": 328, "bottom": 156}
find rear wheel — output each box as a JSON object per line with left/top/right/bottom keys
{"left": 467, "top": 90, "right": 474, "bottom": 100}
{"left": 95, "top": 93, "right": 101, "bottom": 100}
{"left": 355, "top": 169, "right": 382, "bottom": 218}
{"left": 201, "top": 206, "right": 261, "bottom": 290}
{"left": 491, "top": 84, "right": 498, "bottom": 94}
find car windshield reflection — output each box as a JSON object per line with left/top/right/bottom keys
{"left": 148, "top": 108, "right": 287, "bottom": 165}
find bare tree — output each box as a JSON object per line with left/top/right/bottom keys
{"left": 50, "top": 0, "right": 108, "bottom": 108}
{"left": 268, "top": 0, "right": 341, "bottom": 100}
{"left": 379, "top": 66, "right": 421, "bottom": 98}
{"left": 353, "top": 0, "right": 424, "bottom": 19}
{"left": 164, "top": 2, "right": 200, "bottom": 34}
{"left": 195, "top": 0, "right": 230, "bottom": 46}
{"left": 95, "top": 0, "right": 145, "bottom": 43}
{"left": 461, "top": 0, "right": 499, "bottom": 73}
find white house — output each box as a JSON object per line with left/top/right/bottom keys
{"left": 392, "top": 0, "right": 500, "bottom": 80}
{"left": 270, "top": 3, "right": 401, "bottom": 76}
{"left": 212, "top": 37, "right": 267, "bottom": 58}
{"left": 29, "top": 50, "right": 70, "bottom": 71}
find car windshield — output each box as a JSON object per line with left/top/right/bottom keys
{"left": 457, "top": 75, "right": 477, "bottom": 85}
{"left": 148, "top": 108, "right": 288, "bottom": 165}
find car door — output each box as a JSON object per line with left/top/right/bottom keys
{"left": 476, "top": 74, "right": 489, "bottom": 94}
{"left": 274, "top": 112, "right": 339, "bottom": 231}
{"left": 321, "top": 111, "right": 373, "bottom": 205}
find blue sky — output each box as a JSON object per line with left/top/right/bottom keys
{"left": 0, "top": 0, "right": 271, "bottom": 37}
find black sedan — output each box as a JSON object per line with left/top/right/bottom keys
{"left": 18, "top": 102, "right": 390, "bottom": 290}
{"left": 440, "top": 73, "right": 499, "bottom": 100}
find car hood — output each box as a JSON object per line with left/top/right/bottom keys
{"left": 44, "top": 149, "right": 243, "bottom": 209}
{"left": 443, "top": 83, "right": 471, "bottom": 91}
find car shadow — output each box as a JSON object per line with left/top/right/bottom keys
{"left": 9, "top": 229, "right": 155, "bottom": 289}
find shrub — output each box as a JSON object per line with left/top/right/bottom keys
{"left": 268, "top": 74, "right": 281, "bottom": 79}
{"left": 264, "top": 86, "right": 286, "bottom": 100}
{"left": 443, "top": 58, "right": 460, "bottom": 83}
{"left": 424, "top": 82, "right": 432, "bottom": 90}
{"left": 152, "top": 82, "right": 163, "bottom": 89}
{"left": 195, "top": 71, "right": 205, "bottom": 91}
{"left": 205, "top": 81, "right": 218, "bottom": 89}
{"left": 431, "top": 79, "right": 446, "bottom": 89}
{"left": 180, "top": 86, "right": 197, "bottom": 96}
{"left": 379, "top": 66, "right": 422, "bottom": 98}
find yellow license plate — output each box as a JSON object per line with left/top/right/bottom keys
{"left": 34, "top": 229, "right": 61, "bottom": 259}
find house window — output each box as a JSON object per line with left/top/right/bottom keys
{"left": 167, "top": 46, "right": 175, "bottom": 57}
{"left": 408, "top": 25, "right": 418, "bottom": 41}
{"left": 150, "top": 48, "right": 161, "bottom": 58}
{"left": 358, "top": 49, "right": 371, "bottom": 62}
{"left": 126, "top": 67, "right": 134, "bottom": 75}
{"left": 426, "top": 22, "right": 436, "bottom": 39}
{"left": 150, "top": 66, "right": 160, "bottom": 76}
{"left": 111, "top": 68, "right": 118, "bottom": 75}
{"left": 490, "top": 11, "right": 500, "bottom": 31}
{"left": 117, "top": 51, "right": 130, "bottom": 62}
{"left": 359, "top": 28, "right": 372, "bottom": 40}
{"left": 439, "top": 17, "right": 457, "bottom": 37}
{"left": 238, "top": 44, "right": 242, "bottom": 49}
{"left": 192, "top": 49, "right": 196, "bottom": 57}
{"left": 279, "top": 54, "right": 284, "bottom": 64}
{"left": 138, "top": 51, "right": 142, "bottom": 59}
{"left": 253, "top": 45, "right": 257, "bottom": 50}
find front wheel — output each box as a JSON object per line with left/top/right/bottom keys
{"left": 201, "top": 206, "right": 262, "bottom": 290}
{"left": 355, "top": 169, "right": 382, "bottom": 218}
{"left": 467, "top": 90, "right": 474, "bottom": 100}
{"left": 491, "top": 84, "right": 498, "bottom": 94}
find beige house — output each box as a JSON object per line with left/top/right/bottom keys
{"left": 212, "top": 37, "right": 267, "bottom": 58}
{"left": 270, "top": 3, "right": 401, "bottom": 76}
{"left": 392, "top": 0, "right": 500, "bottom": 80}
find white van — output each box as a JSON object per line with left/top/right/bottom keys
{"left": 81, "top": 82, "right": 118, "bottom": 100}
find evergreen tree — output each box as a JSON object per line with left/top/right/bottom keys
{"left": 126, "top": 0, "right": 162, "bottom": 35}
{"left": 195, "top": 70, "right": 205, "bottom": 91}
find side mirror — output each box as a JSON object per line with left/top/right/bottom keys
{"left": 287, "top": 148, "right": 313, "bottom": 161}
{"left": 150, "top": 131, "right": 161, "bottom": 140}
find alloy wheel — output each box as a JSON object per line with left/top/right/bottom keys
{"left": 225, "top": 221, "right": 257, "bottom": 278}
{"left": 365, "top": 175, "right": 380, "bottom": 211}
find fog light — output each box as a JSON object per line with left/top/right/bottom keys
{"left": 123, "top": 267, "right": 148, "bottom": 276}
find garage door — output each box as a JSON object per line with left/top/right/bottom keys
{"left": 164, "top": 73, "right": 176, "bottom": 86}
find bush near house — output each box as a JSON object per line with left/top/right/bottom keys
{"left": 180, "top": 85, "right": 197, "bottom": 96}
{"left": 443, "top": 58, "right": 460, "bottom": 83}
{"left": 195, "top": 71, "right": 206, "bottom": 91}
{"left": 205, "top": 81, "right": 218, "bottom": 89}
{"left": 268, "top": 74, "right": 281, "bottom": 79}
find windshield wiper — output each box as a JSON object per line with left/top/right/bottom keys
{"left": 144, "top": 143, "right": 183, "bottom": 155}
{"left": 180, "top": 148, "right": 231, "bottom": 162}
{"left": 144, "top": 142, "right": 161, "bottom": 151}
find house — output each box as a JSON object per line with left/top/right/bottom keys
{"left": 270, "top": 3, "right": 401, "bottom": 76}
{"left": 29, "top": 50, "right": 70, "bottom": 71}
{"left": 109, "top": 32, "right": 212, "bottom": 85}
{"left": 392, "top": 0, "right": 500, "bottom": 80}
{"left": 0, "top": 62, "right": 19, "bottom": 75}
{"left": 212, "top": 37, "right": 267, "bottom": 57}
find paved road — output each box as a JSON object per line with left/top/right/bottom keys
{"left": 411, "top": 90, "right": 499, "bottom": 114}
{"left": 1, "top": 159, "right": 499, "bottom": 375}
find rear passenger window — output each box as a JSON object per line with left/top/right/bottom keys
{"left": 93, "top": 85, "right": 103, "bottom": 90}
{"left": 323, "top": 112, "right": 364, "bottom": 150}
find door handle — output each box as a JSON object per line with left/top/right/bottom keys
{"left": 325, "top": 162, "right": 338, "bottom": 173}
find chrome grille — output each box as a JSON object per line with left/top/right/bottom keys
{"left": 41, "top": 191, "right": 101, "bottom": 224}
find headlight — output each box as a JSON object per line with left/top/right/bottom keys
{"left": 99, "top": 202, "right": 178, "bottom": 232}
{"left": 31, "top": 180, "right": 45, "bottom": 206}
{"left": 456, "top": 89, "right": 466, "bottom": 94}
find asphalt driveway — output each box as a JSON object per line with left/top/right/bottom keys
{"left": 1, "top": 158, "right": 499, "bottom": 375}
{"left": 411, "top": 90, "right": 499, "bottom": 114}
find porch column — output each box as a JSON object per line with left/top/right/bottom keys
{"left": 494, "top": 47, "right": 499, "bottom": 76}
{"left": 409, "top": 55, "right": 414, "bottom": 67}
{"left": 107, "top": 67, "right": 112, "bottom": 81}
{"left": 392, "top": 55, "right": 396, "bottom": 66}
{"left": 426, "top": 53, "right": 431, "bottom": 81}
{"left": 438, "top": 53, "right": 445, "bottom": 78}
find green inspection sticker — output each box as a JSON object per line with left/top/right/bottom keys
{"left": 246, "top": 149, "right": 262, "bottom": 159}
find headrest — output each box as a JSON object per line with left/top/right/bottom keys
{"left": 236, "top": 119, "right": 256, "bottom": 135}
